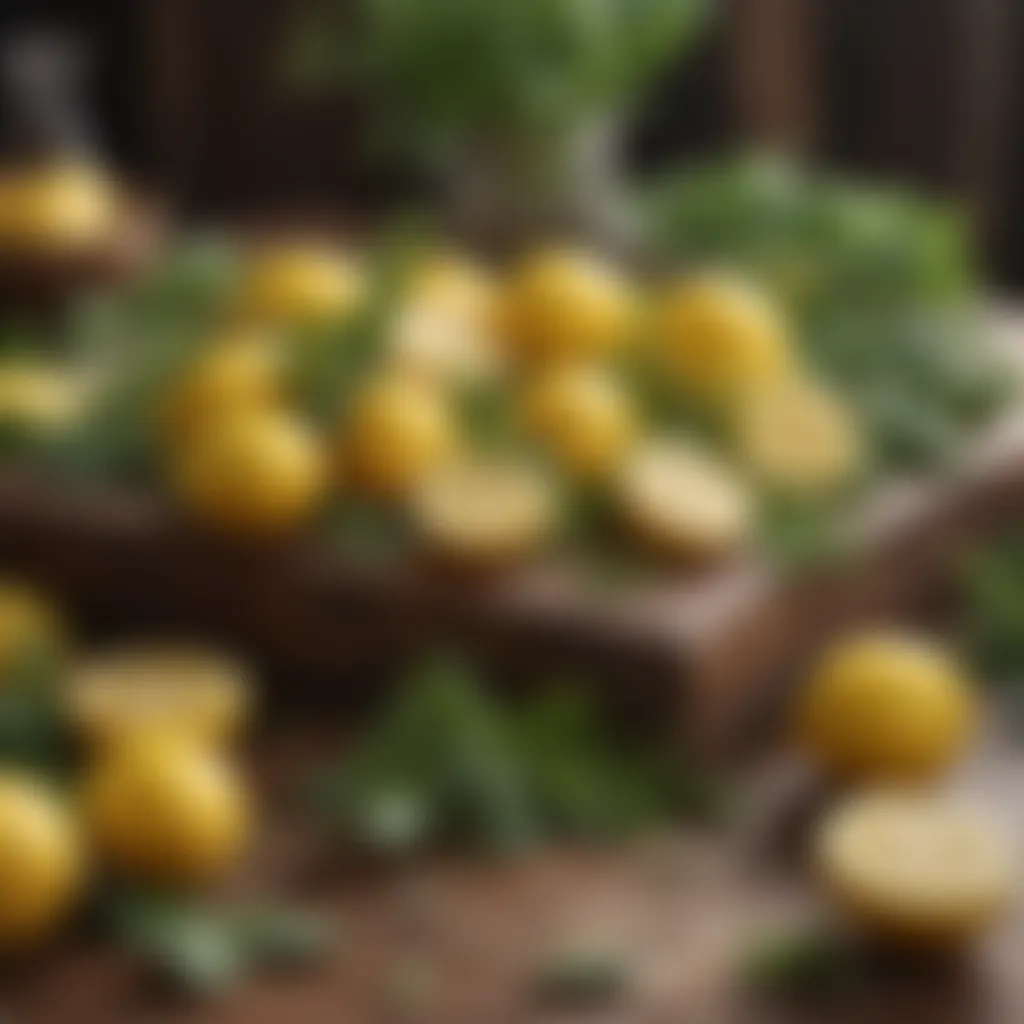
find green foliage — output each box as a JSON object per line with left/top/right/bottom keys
{"left": 961, "top": 535, "right": 1024, "bottom": 682}
{"left": 289, "top": 218, "right": 433, "bottom": 425}
{"left": 105, "top": 887, "right": 332, "bottom": 997}
{"left": 643, "top": 154, "right": 1010, "bottom": 474}
{"left": 644, "top": 154, "right": 974, "bottom": 317}
{"left": 39, "top": 237, "right": 244, "bottom": 486}
{"left": 289, "top": 0, "right": 712, "bottom": 157}
{"left": 741, "top": 927, "right": 866, "bottom": 997}
{"left": 307, "top": 656, "right": 728, "bottom": 856}
{"left": 0, "top": 645, "right": 70, "bottom": 778}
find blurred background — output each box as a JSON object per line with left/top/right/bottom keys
{"left": 1, "top": 0, "right": 1022, "bottom": 284}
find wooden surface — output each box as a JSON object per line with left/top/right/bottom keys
{"left": 1, "top": 717, "right": 1021, "bottom": 1024}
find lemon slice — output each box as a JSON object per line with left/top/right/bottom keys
{"left": 414, "top": 459, "right": 557, "bottom": 565}
{"left": 0, "top": 362, "right": 87, "bottom": 432}
{"left": 817, "top": 791, "right": 1016, "bottom": 947}
{"left": 735, "top": 376, "right": 861, "bottom": 495}
{"left": 387, "top": 304, "right": 504, "bottom": 387}
{"left": 618, "top": 440, "right": 753, "bottom": 560}
{"left": 66, "top": 645, "right": 253, "bottom": 748}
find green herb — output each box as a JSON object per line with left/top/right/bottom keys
{"left": 289, "top": 0, "right": 712, "bottom": 159}
{"left": 104, "top": 887, "right": 332, "bottom": 997}
{"left": 307, "top": 656, "right": 729, "bottom": 856}
{"left": 532, "top": 948, "right": 629, "bottom": 1008}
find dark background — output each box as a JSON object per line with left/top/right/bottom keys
{"left": 2, "top": 0, "right": 1023, "bottom": 286}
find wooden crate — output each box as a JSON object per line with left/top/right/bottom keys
{"left": 0, "top": 399, "right": 1023, "bottom": 752}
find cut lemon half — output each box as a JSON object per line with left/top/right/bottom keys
{"left": 817, "top": 791, "right": 1016, "bottom": 948}
{"left": 66, "top": 645, "right": 253, "bottom": 749}
{"left": 618, "top": 440, "right": 753, "bottom": 560}
{"left": 414, "top": 459, "right": 557, "bottom": 566}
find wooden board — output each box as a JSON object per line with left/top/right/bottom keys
{"left": 1, "top": 399, "right": 1024, "bottom": 753}
{"left": 1, "top": 716, "right": 1021, "bottom": 1023}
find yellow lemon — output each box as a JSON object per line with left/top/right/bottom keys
{"left": 523, "top": 365, "right": 637, "bottom": 478}
{"left": 344, "top": 375, "right": 458, "bottom": 499}
{"left": 734, "top": 375, "right": 862, "bottom": 495}
{"left": 0, "top": 771, "right": 84, "bottom": 949}
{"left": 66, "top": 644, "right": 253, "bottom": 750}
{"left": 83, "top": 735, "right": 251, "bottom": 888}
{"left": 0, "top": 581, "right": 64, "bottom": 681}
{"left": 173, "top": 410, "right": 327, "bottom": 537}
{"left": 161, "top": 330, "right": 286, "bottom": 444}
{"left": 414, "top": 459, "right": 557, "bottom": 566}
{"left": 654, "top": 271, "right": 794, "bottom": 401}
{"left": 237, "top": 244, "right": 364, "bottom": 328}
{"left": 617, "top": 439, "right": 753, "bottom": 560}
{"left": 816, "top": 791, "right": 1015, "bottom": 948}
{"left": 0, "top": 362, "right": 86, "bottom": 433}
{"left": 796, "top": 633, "right": 977, "bottom": 782}
{"left": 0, "top": 161, "right": 119, "bottom": 254}
{"left": 500, "top": 248, "right": 635, "bottom": 364}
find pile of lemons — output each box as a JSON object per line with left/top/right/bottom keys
{"left": 0, "top": 581, "right": 252, "bottom": 952}
{"left": 67, "top": 238, "right": 860, "bottom": 569}
{"left": 795, "top": 631, "right": 1016, "bottom": 950}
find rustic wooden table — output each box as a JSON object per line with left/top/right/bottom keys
{"left": 2, "top": 717, "right": 1021, "bottom": 1024}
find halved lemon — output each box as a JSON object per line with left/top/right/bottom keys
{"left": 816, "top": 791, "right": 1016, "bottom": 948}
{"left": 617, "top": 440, "right": 753, "bottom": 560}
{"left": 66, "top": 644, "right": 253, "bottom": 749}
{"left": 414, "top": 459, "right": 557, "bottom": 565}
{"left": 734, "top": 375, "right": 862, "bottom": 495}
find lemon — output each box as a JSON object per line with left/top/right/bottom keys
{"left": 409, "top": 253, "right": 498, "bottom": 333}
{"left": 500, "top": 248, "right": 635, "bottom": 364}
{"left": 796, "top": 633, "right": 977, "bottom": 782}
{"left": 83, "top": 735, "right": 251, "bottom": 888}
{"left": 414, "top": 459, "right": 557, "bottom": 565}
{"left": 173, "top": 410, "right": 327, "bottom": 537}
{"left": 344, "top": 375, "right": 458, "bottom": 499}
{"left": 654, "top": 272, "right": 794, "bottom": 401}
{"left": 0, "top": 771, "right": 84, "bottom": 949}
{"left": 237, "top": 244, "right": 364, "bottom": 328}
{"left": 734, "top": 375, "right": 861, "bottom": 495}
{"left": 0, "top": 581, "right": 64, "bottom": 681}
{"left": 0, "top": 161, "right": 119, "bottom": 254}
{"left": 618, "top": 440, "right": 753, "bottom": 560}
{"left": 66, "top": 644, "right": 252, "bottom": 750}
{"left": 387, "top": 304, "right": 504, "bottom": 388}
{"left": 523, "top": 365, "right": 637, "bottom": 478}
{"left": 160, "top": 329, "right": 286, "bottom": 444}
{"left": 816, "top": 791, "right": 1015, "bottom": 948}
{"left": 0, "top": 362, "right": 86, "bottom": 433}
